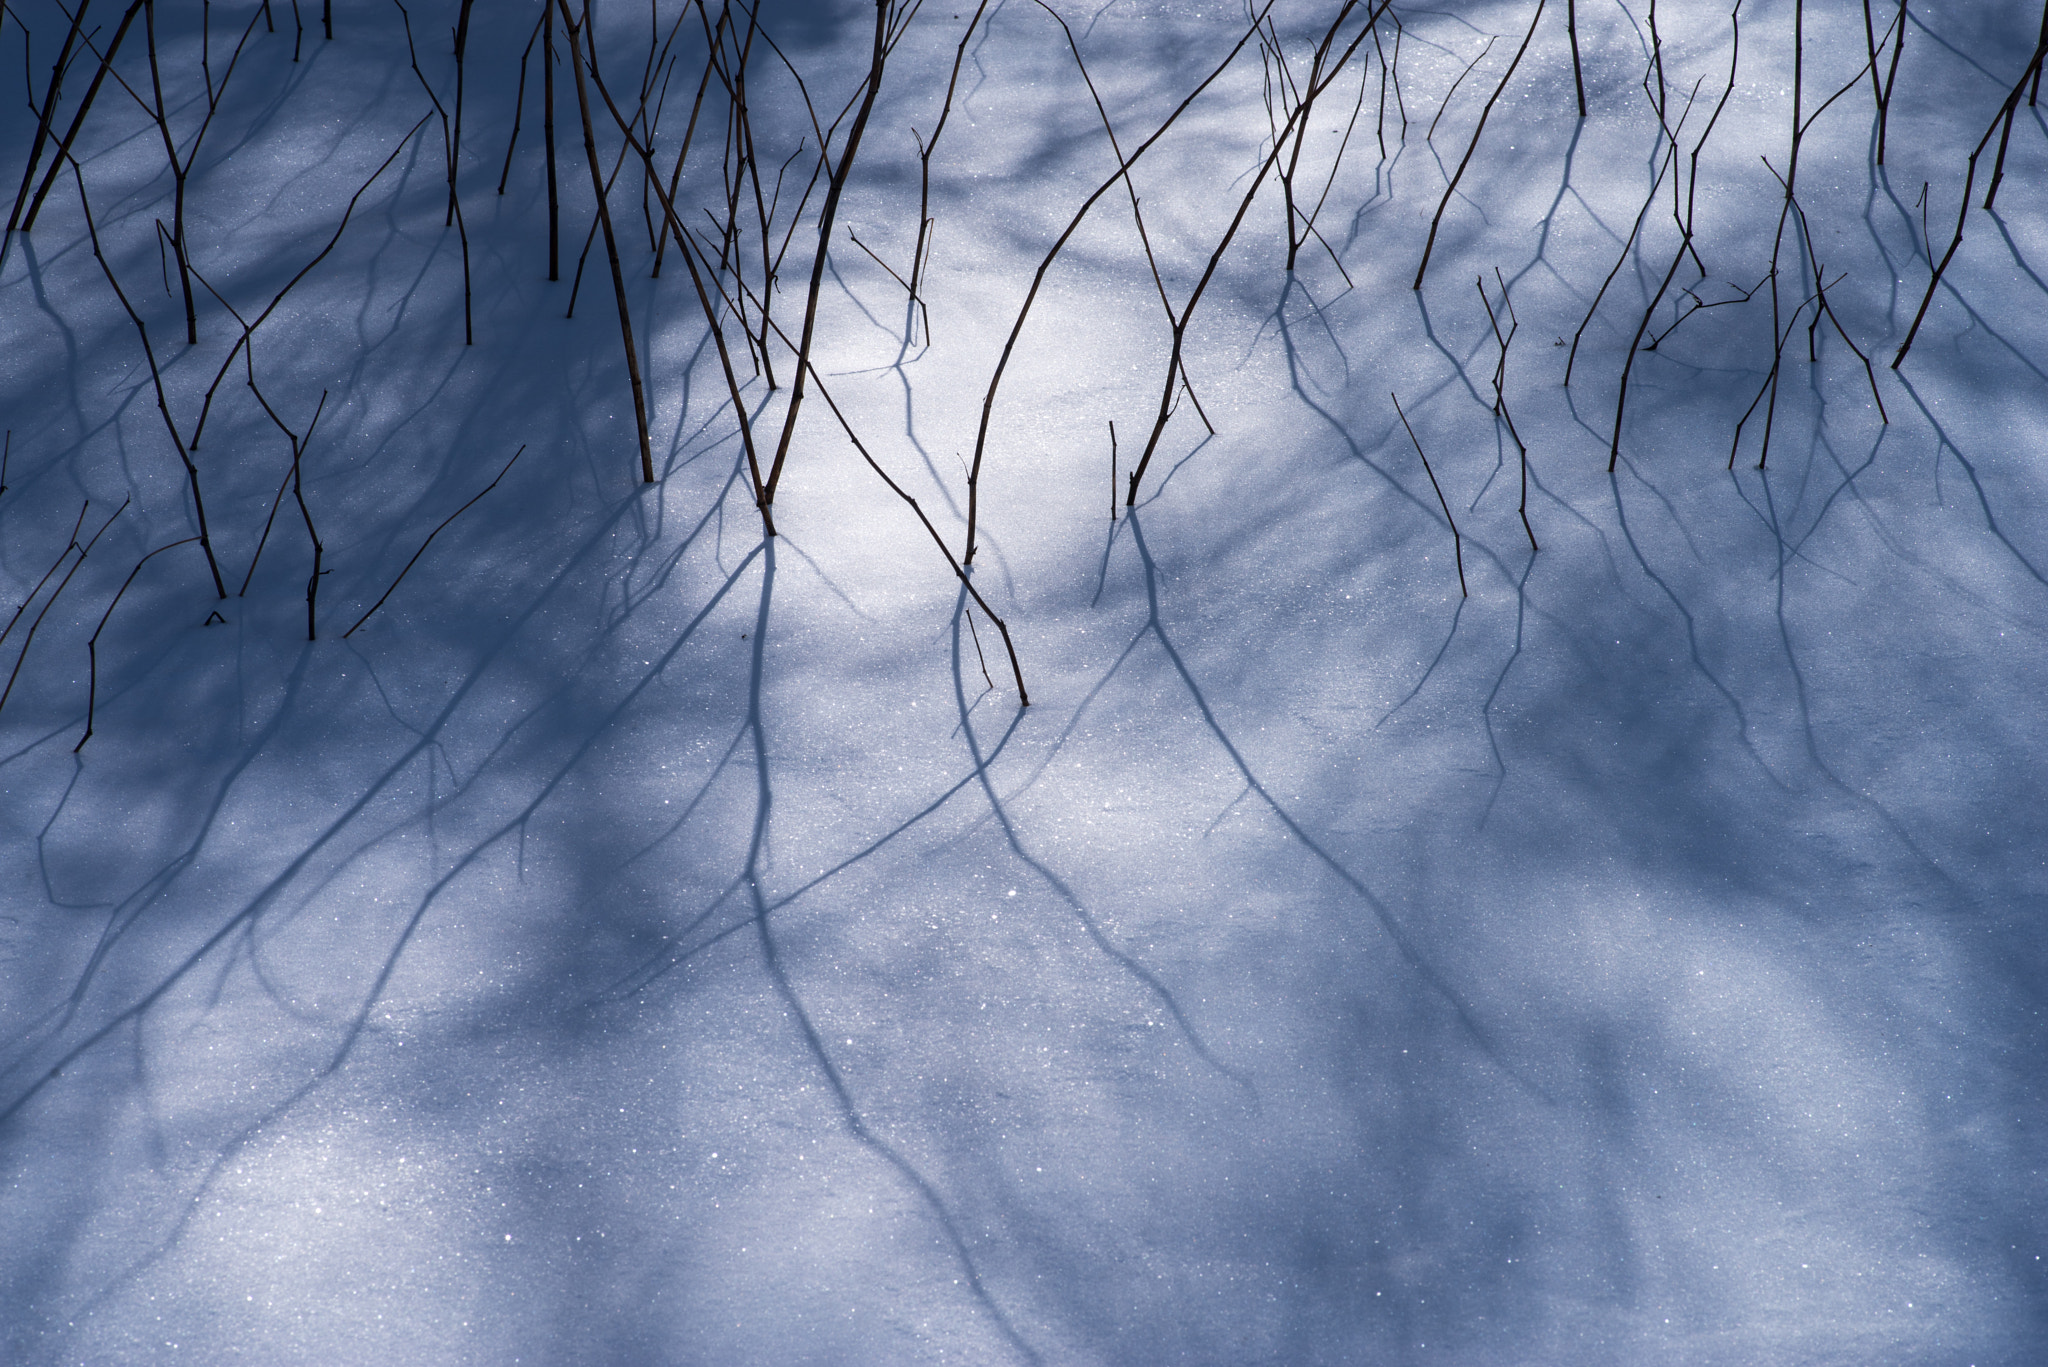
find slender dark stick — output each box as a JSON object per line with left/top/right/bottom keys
{"left": 1477, "top": 272, "right": 1536, "bottom": 551}
{"left": 965, "top": 0, "right": 1281, "bottom": 558}
{"left": 1391, "top": 394, "right": 1465, "bottom": 596}
{"left": 545, "top": 0, "right": 560, "bottom": 279}
{"left": 239, "top": 459, "right": 295, "bottom": 596}
{"left": 651, "top": 38, "right": 718, "bottom": 277}
{"left": 1984, "top": 5, "right": 2048, "bottom": 208}
{"left": 1038, "top": 0, "right": 1190, "bottom": 391}
{"left": 191, "top": 115, "right": 429, "bottom": 450}
{"left": 452, "top": 0, "right": 476, "bottom": 223}
{"left": 581, "top": 44, "right": 776, "bottom": 532}
{"left": 1125, "top": 2, "right": 1383, "bottom": 507}
{"left": 73, "top": 163, "right": 227, "bottom": 596}
{"left": 1893, "top": 25, "right": 2048, "bottom": 367}
{"left": 760, "top": 0, "right": 892, "bottom": 506}
{"left": 4, "top": 0, "right": 95, "bottom": 254}
{"left": 0, "top": 500, "right": 124, "bottom": 717}
{"left": 906, "top": 0, "right": 991, "bottom": 340}
{"left": 1610, "top": 5, "right": 1740, "bottom": 470}
{"left": 558, "top": 0, "right": 653, "bottom": 482}
{"left": 1414, "top": 0, "right": 1547, "bottom": 290}
{"left": 499, "top": 12, "right": 544, "bottom": 194}
{"left": 143, "top": 0, "right": 200, "bottom": 343}
{"left": 76, "top": 536, "right": 200, "bottom": 751}
{"left": 0, "top": 504, "right": 89, "bottom": 654}
{"left": 1879, "top": 0, "right": 1904, "bottom": 162}
{"left": 803, "top": 360, "right": 1030, "bottom": 705}
{"left": 1567, "top": 0, "right": 1585, "bottom": 115}
{"left": 245, "top": 376, "right": 328, "bottom": 637}
{"left": 1565, "top": 143, "right": 1675, "bottom": 386}
{"left": 1426, "top": 33, "right": 1495, "bottom": 145}
{"left": 20, "top": 0, "right": 144, "bottom": 234}
{"left": 345, "top": 446, "right": 525, "bottom": 637}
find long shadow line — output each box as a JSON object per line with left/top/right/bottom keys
{"left": 1606, "top": 462, "right": 1791, "bottom": 791}
{"left": 1475, "top": 549, "right": 1537, "bottom": 830}
{"left": 611, "top": 710, "right": 1026, "bottom": 999}
{"left": 58, "top": 542, "right": 776, "bottom": 1292}
{"left": 1751, "top": 463, "right": 1968, "bottom": 898}
{"left": 947, "top": 577, "right": 1253, "bottom": 1094}
{"left": 161, "top": 454, "right": 756, "bottom": 959}
{"left": 737, "top": 540, "right": 1045, "bottom": 1367}
{"left": 0, "top": 643, "right": 315, "bottom": 1088}
{"left": 1894, "top": 372, "right": 2048, "bottom": 592}
{"left": 1121, "top": 510, "right": 1549, "bottom": 1101}
{"left": 1, "top": 465, "right": 749, "bottom": 1121}
{"left": 322, "top": 544, "right": 763, "bottom": 1062}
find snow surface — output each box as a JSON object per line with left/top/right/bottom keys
{"left": 4, "top": 0, "right": 2048, "bottom": 1361}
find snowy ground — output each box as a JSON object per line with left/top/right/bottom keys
{"left": 5, "top": 0, "right": 2048, "bottom": 1362}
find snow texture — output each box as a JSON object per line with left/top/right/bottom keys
{"left": 3, "top": 0, "right": 2048, "bottom": 1362}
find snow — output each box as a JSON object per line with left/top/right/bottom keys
{"left": 4, "top": 0, "right": 2048, "bottom": 1361}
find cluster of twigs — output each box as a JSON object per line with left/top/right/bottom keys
{"left": 2, "top": 0, "right": 2043, "bottom": 740}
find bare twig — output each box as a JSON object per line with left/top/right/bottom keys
{"left": 1391, "top": 393, "right": 1465, "bottom": 596}
{"left": 75, "top": 535, "right": 200, "bottom": 751}
{"left": 73, "top": 161, "right": 227, "bottom": 597}
{"left": 556, "top": 0, "right": 653, "bottom": 481}
{"left": 0, "top": 499, "right": 124, "bottom": 716}
{"left": 345, "top": 445, "right": 525, "bottom": 637}
{"left": 1414, "top": 0, "right": 1548, "bottom": 290}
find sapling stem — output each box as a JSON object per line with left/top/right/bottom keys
{"left": 0, "top": 503, "right": 89, "bottom": 655}
{"left": 1610, "top": 5, "right": 1740, "bottom": 470}
{"left": 545, "top": 0, "right": 559, "bottom": 278}
{"left": 1125, "top": 1, "right": 1384, "bottom": 507}
{"left": 650, "top": 41, "right": 717, "bottom": 278}
{"left": 0, "top": 500, "right": 123, "bottom": 717}
{"left": 73, "top": 162, "right": 226, "bottom": 597}
{"left": 246, "top": 376, "right": 327, "bottom": 637}
{"left": 1567, "top": 0, "right": 1585, "bottom": 115}
{"left": 395, "top": 0, "right": 473, "bottom": 343}
{"left": 4, "top": 0, "right": 94, "bottom": 256}
{"left": 19, "top": 0, "right": 143, "bottom": 234}
{"left": 761, "top": 0, "right": 893, "bottom": 507}
{"left": 1892, "top": 19, "right": 2048, "bottom": 366}
{"left": 239, "top": 459, "right": 294, "bottom": 596}
{"left": 805, "top": 361, "right": 1031, "bottom": 706}
{"left": 1391, "top": 393, "right": 1465, "bottom": 597}
{"left": 190, "top": 115, "right": 430, "bottom": 451}
{"left": 1477, "top": 271, "right": 1536, "bottom": 552}
{"left": 75, "top": 535, "right": 199, "bottom": 751}
{"left": 558, "top": 0, "right": 653, "bottom": 482}
{"left": 501, "top": 11, "right": 546, "bottom": 195}
{"left": 964, "top": 2, "right": 1279, "bottom": 555}
{"left": 1984, "top": 4, "right": 2048, "bottom": 208}
{"left": 1879, "top": 0, "right": 1904, "bottom": 162}
{"left": 1414, "top": 0, "right": 1547, "bottom": 290}
{"left": 582, "top": 45, "right": 776, "bottom": 533}
{"left": 345, "top": 446, "right": 525, "bottom": 637}
{"left": 565, "top": 142, "right": 631, "bottom": 318}
{"left": 905, "top": 0, "right": 991, "bottom": 342}
{"left": 1039, "top": 0, "right": 1190, "bottom": 374}
{"left": 964, "top": 606, "right": 996, "bottom": 692}
{"left": 452, "top": 0, "right": 475, "bottom": 223}
{"left": 1427, "top": 34, "right": 1495, "bottom": 146}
